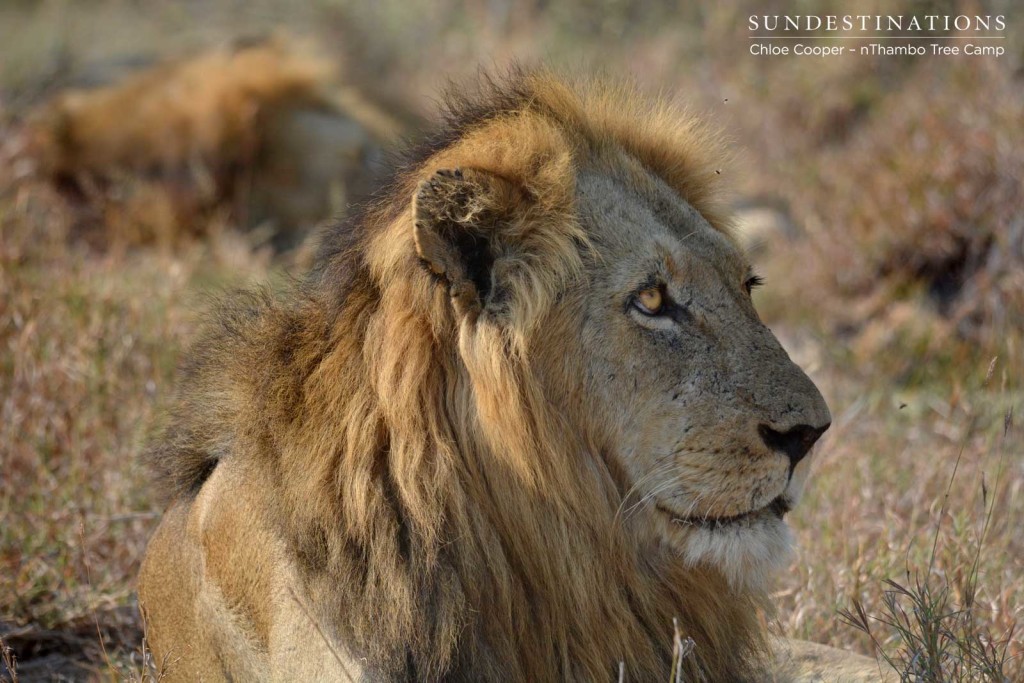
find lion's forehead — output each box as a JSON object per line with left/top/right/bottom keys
{"left": 575, "top": 168, "right": 746, "bottom": 285}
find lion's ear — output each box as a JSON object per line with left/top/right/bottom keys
{"left": 413, "top": 168, "right": 522, "bottom": 319}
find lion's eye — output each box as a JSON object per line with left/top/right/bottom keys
{"left": 635, "top": 286, "right": 665, "bottom": 315}
{"left": 744, "top": 274, "right": 764, "bottom": 295}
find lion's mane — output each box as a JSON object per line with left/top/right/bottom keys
{"left": 148, "top": 69, "right": 769, "bottom": 681}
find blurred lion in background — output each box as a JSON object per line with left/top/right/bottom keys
{"left": 139, "top": 69, "right": 888, "bottom": 681}
{"left": 25, "top": 35, "right": 401, "bottom": 249}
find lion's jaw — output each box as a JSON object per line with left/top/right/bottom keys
{"left": 674, "top": 504, "right": 795, "bottom": 591}
{"left": 650, "top": 440, "right": 819, "bottom": 591}
{"left": 650, "top": 468, "right": 809, "bottom": 591}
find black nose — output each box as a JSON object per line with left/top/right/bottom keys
{"left": 758, "top": 422, "right": 830, "bottom": 472}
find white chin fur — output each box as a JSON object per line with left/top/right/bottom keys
{"left": 680, "top": 515, "right": 794, "bottom": 591}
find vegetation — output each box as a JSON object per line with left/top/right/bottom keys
{"left": 1, "top": 0, "right": 1020, "bottom": 679}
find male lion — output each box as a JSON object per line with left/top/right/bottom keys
{"left": 139, "top": 70, "right": 888, "bottom": 681}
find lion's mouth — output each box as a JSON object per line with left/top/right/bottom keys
{"left": 658, "top": 495, "right": 791, "bottom": 530}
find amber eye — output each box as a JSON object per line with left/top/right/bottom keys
{"left": 635, "top": 287, "right": 664, "bottom": 315}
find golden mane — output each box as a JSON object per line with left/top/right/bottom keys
{"left": 148, "top": 69, "right": 765, "bottom": 680}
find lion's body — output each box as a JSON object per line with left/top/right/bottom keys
{"left": 139, "top": 71, "right": 889, "bottom": 681}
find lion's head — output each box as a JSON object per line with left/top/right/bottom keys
{"left": 410, "top": 157, "right": 830, "bottom": 591}
{"left": 150, "top": 70, "right": 831, "bottom": 681}
{"left": 403, "top": 72, "right": 830, "bottom": 589}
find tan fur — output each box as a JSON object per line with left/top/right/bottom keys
{"left": 140, "top": 70, "right": 876, "bottom": 681}
{"left": 31, "top": 36, "right": 333, "bottom": 176}
{"left": 25, "top": 36, "right": 401, "bottom": 247}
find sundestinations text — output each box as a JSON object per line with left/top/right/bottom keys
{"left": 749, "top": 15, "right": 1005, "bottom": 32}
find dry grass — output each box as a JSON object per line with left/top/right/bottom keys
{"left": 0, "top": 177, "right": 277, "bottom": 678}
{"left": 749, "top": 56, "right": 1024, "bottom": 388}
{"left": 778, "top": 351, "right": 1023, "bottom": 680}
{"left": 1, "top": 0, "right": 1021, "bottom": 680}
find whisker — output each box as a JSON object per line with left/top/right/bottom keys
{"left": 614, "top": 458, "right": 679, "bottom": 523}
{"left": 622, "top": 473, "right": 686, "bottom": 522}
{"left": 614, "top": 448, "right": 732, "bottom": 527}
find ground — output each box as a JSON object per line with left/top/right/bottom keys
{"left": 1, "top": 1, "right": 1021, "bottom": 680}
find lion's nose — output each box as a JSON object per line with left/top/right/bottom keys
{"left": 758, "top": 422, "right": 830, "bottom": 472}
